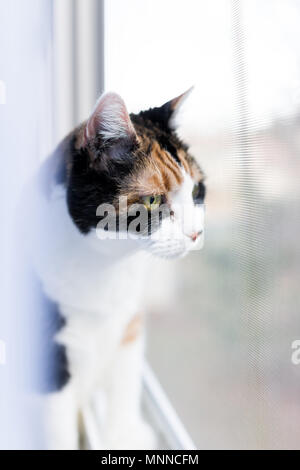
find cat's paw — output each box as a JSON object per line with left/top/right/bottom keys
{"left": 105, "top": 420, "right": 157, "bottom": 450}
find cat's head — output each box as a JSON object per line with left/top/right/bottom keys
{"left": 66, "top": 91, "right": 205, "bottom": 259}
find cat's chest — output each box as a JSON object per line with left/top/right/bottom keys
{"left": 55, "top": 248, "right": 146, "bottom": 315}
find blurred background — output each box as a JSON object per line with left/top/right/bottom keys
{"left": 0, "top": 0, "right": 300, "bottom": 449}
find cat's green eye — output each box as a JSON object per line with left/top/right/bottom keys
{"left": 192, "top": 185, "right": 199, "bottom": 199}
{"left": 142, "top": 195, "right": 162, "bottom": 210}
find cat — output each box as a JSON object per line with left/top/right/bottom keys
{"left": 26, "top": 90, "right": 206, "bottom": 450}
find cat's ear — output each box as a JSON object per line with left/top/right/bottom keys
{"left": 84, "top": 92, "right": 136, "bottom": 144}
{"left": 161, "top": 87, "right": 194, "bottom": 129}
{"left": 144, "top": 87, "right": 193, "bottom": 131}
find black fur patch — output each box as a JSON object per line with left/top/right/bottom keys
{"left": 131, "top": 112, "right": 185, "bottom": 166}
{"left": 66, "top": 135, "right": 137, "bottom": 234}
{"left": 137, "top": 102, "right": 173, "bottom": 132}
{"left": 29, "top": 273, "right": 70, "bottom": 393}
{"left": 192, "top": 181, "right": 206, "bottom": 204}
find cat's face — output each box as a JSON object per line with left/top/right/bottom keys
{"left": 66, "top": 91, "right": 205, "bottom": 259}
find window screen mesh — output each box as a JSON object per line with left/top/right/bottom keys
{"left": 143, "top": 0, "right": 300, "bottom": 449}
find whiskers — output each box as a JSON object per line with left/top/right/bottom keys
{"left": 139, "top": 237, "right": 188, "bottom": 259}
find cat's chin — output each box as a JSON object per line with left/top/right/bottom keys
{"left": 140, "top": 235, "right": 202, "bottom": 259}
{"left": 150, "top": 249, "right": 189, "bottom": 260}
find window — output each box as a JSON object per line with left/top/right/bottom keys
{"left": 106, "top": 0, "right": 300, "bottom": 449}
{"left": 1, "top": 0, "right": 299, "bottom": 450}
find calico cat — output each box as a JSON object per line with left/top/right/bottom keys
{"left": 28, "top": 90, "right": 206, "bottom": 449}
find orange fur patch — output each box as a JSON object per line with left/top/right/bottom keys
{"left": 119, "top": 141, "right": 184, "bottom": 205}
{"left": 121, "top": 314, "right": 143, "bottom": 345}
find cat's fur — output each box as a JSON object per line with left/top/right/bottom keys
{"left": 27, "top": 91, "right": 205, "bottom": 449}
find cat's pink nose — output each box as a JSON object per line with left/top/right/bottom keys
{"left": 188, "top": 231, "right": 202, "bottom": 242}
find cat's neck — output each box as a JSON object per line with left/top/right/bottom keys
{"left": 84, "top": 229, "right": 146, "bottom": 262}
